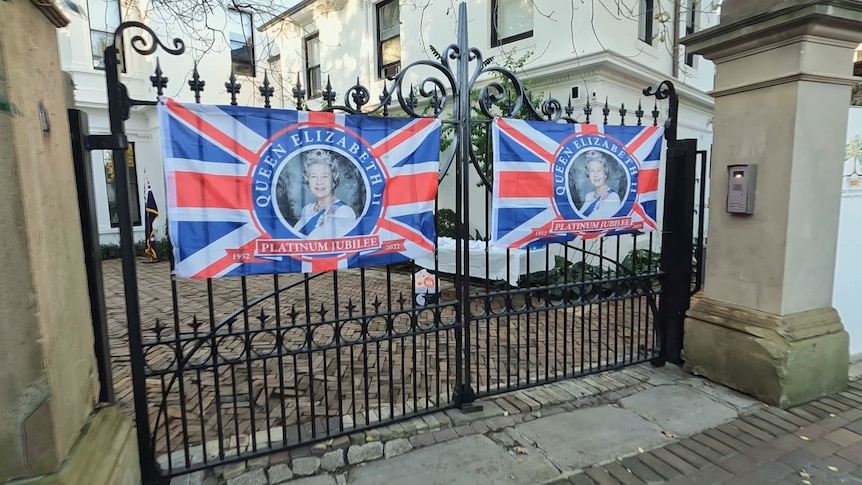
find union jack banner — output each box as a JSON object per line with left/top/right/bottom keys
{"left": 491, "top": 118, "right": 664, "bottom": 249}
{"left": 157, "top": 99, "right": 442, "bottom": 278}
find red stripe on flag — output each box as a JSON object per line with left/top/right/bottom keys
{"left": 310, "top": 257, "right": 340, "bottom": 272}
{"left": 638, "top": 168, "right": 659, "bottom": 194}
{"left": 192, "top": 239, "right": 258, "bottom": 279}
{"left": 580, "top": 124, "right": 600, "bottom": 134}
{"left": 371, "top": 118, "right": 436, "bottom": 159}
{"left": 166, "top": 99, "right": 259, "bottom": 164}
{"left": 378, "top": 220, "right": 434, "bottom": 252}
{"left": 173, "top": 171, "right": 252, "bottom": 210}
{"left": 307, "top": 111, "right": 336, "bottom": 125}
{"left": 497, "top": 118, "right": 555, "bottom": 163}
{"left": 626, "top": 125, "right": 659, "bottom": 153}
{"left": 497, "top": 171, "right": 552, "bottom": 198}
{"left": 385, "top": 173, "right": 438, "bottom": 205}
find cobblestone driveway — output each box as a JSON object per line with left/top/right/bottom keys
{"left": 103, "top": 258, "right": 657, "bottom": 455}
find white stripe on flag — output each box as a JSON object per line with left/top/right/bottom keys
{"left": 493, "top": 197, "right": 554, "bottom": 208}
{"left": 375, "top": 119, "right": 441, "bottom": 168}
{"left": 174, "top": 103, "right": 269, "bottom": 155}
{"left": 639, "top": 192, "right": 658, "bottom": 203}
{"left": 501, "top": 119, "right": 569, "bottom": 156}
{"left": 387, "top": 162, "right": 440, "bottom": 178}
{"left": 169, "top": 208, "right": 252, "bottom": 223}
{"left": 385, "top": 201, "right": 435, "bottom": 218}
{"left": 630, "top": 129, "right": 665, "bottom": 167}
{"left": 494, "top": 161, "right": 551, "bottom": 172}
{"left": 166, "top": 158, "right": 251, "bottom": 177}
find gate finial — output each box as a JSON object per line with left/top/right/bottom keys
{"left": 188, "top": 62, "right": 205, "bottom": 103}
{"left": 292, "top": 72, "right": 306, "bottom": 110}
{"left": 150, "top": 58, "right": 168, "bottom": 96}
{"left": 259, "top": 71, "right": 274, "bottom": 108}
{"left": 225, "top": 70, "right": 241, "bottom": 106}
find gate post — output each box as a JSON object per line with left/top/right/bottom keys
{"left": 658, "top": 138, "right": 698, "bottom": 365}
{"left": 453, "top": 1, "right": 477, "bottom": 407}
{"left": 101, "top": 38, "right": 159, "bottom": 482}
{"left": 69, "top": 108, "right": 114, "bottom": 404}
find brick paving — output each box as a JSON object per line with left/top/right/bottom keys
{"left": 562, "top": 381, "right": 862, "bottom": 484}
{"left": 102, "top": 258, "right": 658, "bottom": 455}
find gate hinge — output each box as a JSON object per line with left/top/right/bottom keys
{"left": 86, "top": 134, "right": 128, "bottom": 151}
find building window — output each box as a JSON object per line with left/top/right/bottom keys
{"left": 376, "top": 0, "right": 401, "bottom": 78}
{"left": 638, "top": 0, "right": 654, "bottom": 45}
{"left": 685, "top": 0, "right": 699, "bottom": 66}
{"left": 88, "top": 0, "right": 121, "bottom": 69}
{"left": 228, "top": 9, "right": 256, "bottom": 77}
{"left": 104, "top": 143, "right": 141, "bottom": 228}
{"left": 305, "top": 33, "right": 322, "bottom": 98}
{"left": 491, "top": 0, "right": 533, "bottom": 47}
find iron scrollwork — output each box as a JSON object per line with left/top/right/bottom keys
{"left": 114, "top": 21, "right": 185, "bottom": 57}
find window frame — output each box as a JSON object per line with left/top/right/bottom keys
{"left": 376, "top": 0, "right": 401, "bottom": 79}
{"left": 228, "top": 8, "right": 256, "bottom": 77}
{"left": 684, "top": 0, "right": 698, "bottom": 67}
{"left": 638, "top": 0, "right": 655, "bottom": 45}
{"left": 490, "top": 0, "right": 534, "bottom": 48}
{"left": 87, "top": 0, "right": 124, "bottom": 71}
{"left": 304, "top": 32, "right": 322, "bottom": 98}
{"left": 104, "top": 142, "right": 142, "bottom": 229}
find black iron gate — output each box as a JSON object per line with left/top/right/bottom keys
{"left": 70, "top": 4, "right": 701, "bottom": 483}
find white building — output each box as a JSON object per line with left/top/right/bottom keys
{"left": 262, "top": 0, "right": 719, "bottom": 236}
{"left": 56, "top": 0, "right": 719, "bottom": 245}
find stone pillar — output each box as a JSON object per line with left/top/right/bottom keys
{"left": 0, "top": 1, "right": 139, "bottom": 483}
{"left": 681, "top": 0, "right": 862, "bottom": 408}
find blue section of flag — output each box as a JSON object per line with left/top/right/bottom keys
{"left": 174, "top": 221, "right": 246, "bottom": 261}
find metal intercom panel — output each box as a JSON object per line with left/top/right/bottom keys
{"left": 726, "top": 164, "right": 756, "bottom": 215}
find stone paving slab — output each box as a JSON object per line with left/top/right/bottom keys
{"left": 515, "top": 405, "right": 675, "bottom": 472}
{"left": 347, "top": 434, "right": 560, "bottom": 485}
{"left": 619, "top": 385, "right": 740, "bottom": 437}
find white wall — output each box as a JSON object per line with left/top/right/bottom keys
{"left": 835, "top": 107, "right": 862, "bottom": 358}
{"left": 268, "top": 0, "right": 719, "bottom": 112}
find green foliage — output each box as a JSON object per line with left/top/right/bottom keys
{"left": 518, "top": 248, "right": 662, "bottom": 300}
{"left": 435, "top": 208, "right": 457, "bottom": 239}
{"left": 439, "top": 50, "right": 545, "bottom": 187}
{"left": 100, "top": 235, "right": 172, "bottom": 261}
{"left": 100, "top": 243, "right": 122, "bottom": 260}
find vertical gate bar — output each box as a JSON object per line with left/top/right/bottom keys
{"left": 360, "top": 268, "right": 370, "bottom": 426}
{"left": 102, "top": 42, "right": 158, "bottom": 483}
{"left": 273, "top": 276, "right": 286, "bottom": 447}
{"left": 168, "top": 258, "right": 191, "bottom": 469}
{"left": 239, "top": 278, "right": 259, "bottom": 447}
{"left": 332, "top": 272, "right": 345, "bottom": 434}
{"left": 562, "top": 243, "right": 569, "bottom": 375}
{"left": 302, "top": 275, "right": 317, "bottom": 437}
{"left": 453, "top": 1, "right": 470, "bottom": 405}
{"left": 68, "top": 109, "right": 115, "bottom": 404}
{"left": 206, "top": 280, "right": 225, "bottom": 460}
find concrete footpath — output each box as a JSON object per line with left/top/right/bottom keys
{"left": 210, "top": 361, "right": 823, "bottom": 485}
